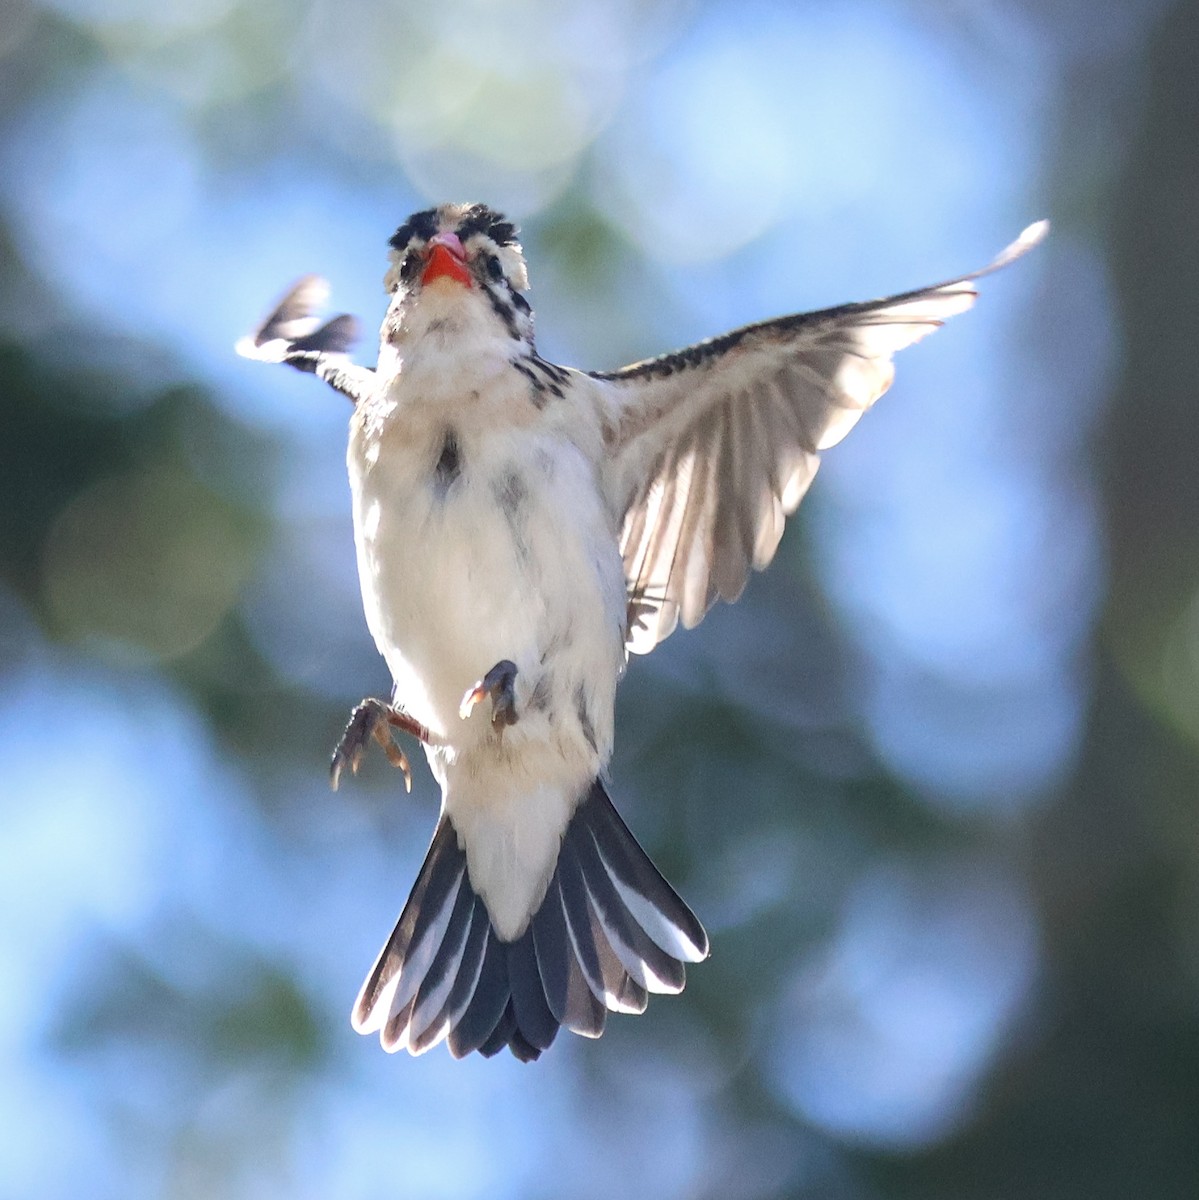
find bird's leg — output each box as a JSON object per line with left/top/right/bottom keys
{"left": 459, "top": 660, "right": 519, "bottom": 728}
{"left": 330, "top": 698, "right": 431, "bottom": 793}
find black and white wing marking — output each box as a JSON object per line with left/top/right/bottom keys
{"left": 596, "top": 222, "right": 1048, "bottom": 653}
{"left": 236, "top": 274, "right": 375, "bottom": 405}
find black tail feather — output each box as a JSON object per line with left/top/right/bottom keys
{"left": 532, "top": 874, "right": 607, "bottom": 1036}
{"left": 446, "top": 923, "right": 509, "bottom": 1059}
{"left": 477, "top": 1000, "right": 517, "bottom": 1058}
{"left": 409, "top": 897, "right": 489, "bottom": 1055}
{"left": 580, "top": 795, "right": 709, "bottom": 963}
{"left": 568, "top": 814, "right": 687, "bottom": 993}
{"left": 383, "top": 994, "right": 417, "bottom": 1049}
{"left": 403, "top": 877, "right": 476, "bottom": 1047}
{"left": 353, "top": 780, "right": 707, "bottom": 1062}
{"left": 353, "top": 817, "right": 461, "bottom": 1023}
{"left": 556, "top": 834, "right": 649, "bottom": 1013}
{"left": 507, "top": 933, "right": 560, "bottom": 1052}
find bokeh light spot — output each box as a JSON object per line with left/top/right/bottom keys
{"left": 768, "top": 858, "right": 1038, "bottom": 1149}
{"left": 43, "top": 468, "right": 259, "bottom": 662}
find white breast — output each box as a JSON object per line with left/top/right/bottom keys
{"left": 347, "top": 363, "right": 626, "bottom": 758}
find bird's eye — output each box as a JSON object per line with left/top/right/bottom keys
{"left": 486, "top": 255, "right": 505, "bottom": 282}
{"left": 400, "top": 251, "right": 420, "bottom": 282}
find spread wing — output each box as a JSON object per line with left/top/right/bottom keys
{"left": 596, "top": 222, "right": 1047, "bottom": 654}
{"left": 236, "top": 275, "right": 375, "bottom": 405}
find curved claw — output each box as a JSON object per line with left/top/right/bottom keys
{"left": 330, "top": 699, "right": 420, "bottom": 792}
{"left": 459, "top": 660, "right": 519, "bottom": 728}
{"left": 458, "top": 684, "right": 488, "bottom": 721}
{"left": 371, "top": 722, "right": 412, "bottom": 793}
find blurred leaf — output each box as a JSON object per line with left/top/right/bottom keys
{"left": 52, "top": 918, "right": 326, "bottom": 1075}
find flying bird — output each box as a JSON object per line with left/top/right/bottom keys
{"left": 238, "top": 203, "right": 1046, "bottom": 1062}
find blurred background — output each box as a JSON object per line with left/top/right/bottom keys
{"left": 2, "top": 0, "right": 1197, "bottom": 1196}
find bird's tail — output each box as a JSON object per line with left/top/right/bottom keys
{"left": 351, "top": 779, "right": 709, "bottom": 1061}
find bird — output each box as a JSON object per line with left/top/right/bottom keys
{"left": 238, "top": 203, "right": 1046, "bottom": 1062}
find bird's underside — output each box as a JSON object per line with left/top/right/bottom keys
{"left": 238, "top": 204, "right": 1046, "bottom": 1060}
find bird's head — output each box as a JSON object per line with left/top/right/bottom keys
{"left": 383, "top": 203, "right": 533, "bottom": 344}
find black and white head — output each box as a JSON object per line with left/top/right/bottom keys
{"left": 383, "top": 203, "right": 534, "bottom": 343}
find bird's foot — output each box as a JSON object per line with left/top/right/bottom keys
{"left": 459, "top": 660, "right": 519, "bottom": 728}
{"left": 330, "top": 699, "right": 430, "bottom": 792}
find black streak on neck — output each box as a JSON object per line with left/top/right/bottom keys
{"left": 484, "top": 284, "right": 523, "bottom": 341}
{"left": 512, "top": 360, "right": 548, "bottom": 409}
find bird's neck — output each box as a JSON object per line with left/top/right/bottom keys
{"left": 379, "top": 284, "right": 531, "bottom": 376}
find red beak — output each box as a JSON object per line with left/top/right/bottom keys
{"left": 421, "top": 232, "right": 472, "bottom": 288}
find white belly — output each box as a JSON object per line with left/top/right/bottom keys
{"left": 348, "top": 409, "right": 626, "bottom": 761}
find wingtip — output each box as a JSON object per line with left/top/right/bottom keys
{"left": 234, "top": 333, "right": 280, "bottom": 362}
{"left": 235, "top": 274, "right": 335, "bottom": 361}
{"left": 1021, "top": 217, "right": 1051, "bottom": 246}
{"left": 272, "top": 273, "right": 331, "bottom": 318}
{"left": 289, "top": 313, "right": 362, "bottom": 356}
{"left": 986, "top": 218, "right": 1050, "bottom": 274}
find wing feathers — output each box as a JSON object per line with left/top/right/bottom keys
{"left": 602, "top": 223, "right": 1046, "bottom": 653}
{"left": 235, "top": 274, "right": 329, "bottom": 360}
{"left": 236, "top": 275, "right": 374, "bottom": 405}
